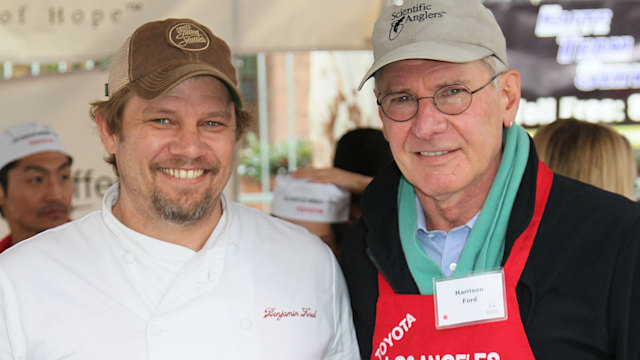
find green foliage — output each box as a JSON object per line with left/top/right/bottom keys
{"left": 237, "top": 132, "right": 312, "bottom": 181}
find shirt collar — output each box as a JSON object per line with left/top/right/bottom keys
{"left": 415, "top": 195, "right": 479, "bottom": 234}
{"left": 101, "top": 182, "right": 229, "bottom": 258}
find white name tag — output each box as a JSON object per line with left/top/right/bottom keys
{"left": 433, "top": 270, "right": 507, "bottom": 329}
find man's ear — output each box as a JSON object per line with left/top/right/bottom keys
{"left": 500, "top": 69, "right": 522, "bottom": 128}
{"left": 94, "top": 109, "right": 118, "bottom": 155}
{"left": 0, "top": 182, "right": 5, "bottom": 209}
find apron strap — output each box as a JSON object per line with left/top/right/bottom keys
{"left": 378, "top": 272, "right": 395, "bottom": 295}
{"left": 504, "top": 160, "right": 553, "bottom": 287}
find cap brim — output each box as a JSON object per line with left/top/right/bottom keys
{"left": 0, "top": 148, "right": 71, "bottom": 171}
{"left": 358, "top": 41, "right": 494, "bottom": 90}
{"left": 130, "top": 63, "right": 244, "bottom": 109}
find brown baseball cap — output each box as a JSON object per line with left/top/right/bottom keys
{"left": 107, "top": 18, "right": 244, "bottom": 108}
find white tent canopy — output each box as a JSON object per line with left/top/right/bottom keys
{"left": 0, "top": 0, "right": 385, "bottom": 63}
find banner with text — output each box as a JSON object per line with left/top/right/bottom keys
{"left": 486, "top": 1, "right": 640, "bottom": 141}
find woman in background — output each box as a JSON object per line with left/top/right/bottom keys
{"left": 534, "top": 118, "right": 637, "bottom": 200}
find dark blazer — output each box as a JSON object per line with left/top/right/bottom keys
{"left": 342, "top": 139, "right": 640, "bottom": 359}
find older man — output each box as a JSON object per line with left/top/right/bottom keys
{"left": 342, "top": 0, "right": 640, "bottom": 359}
{"left": 0, "top": 122, "right": 73, "bottom": 252}
{"left": 0, "top": 18, "right": 358, "bottom": 359}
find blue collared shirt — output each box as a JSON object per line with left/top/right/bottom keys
{"left": 415, "top": 196, "right": 479, "bottom": 277}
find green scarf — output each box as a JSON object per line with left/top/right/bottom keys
{"left": 398, "top": 124, "right": 530, "bottom": 294}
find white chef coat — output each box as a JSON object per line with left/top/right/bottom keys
{"left": 0, "top": 183, "right": 358, "bottom": 359}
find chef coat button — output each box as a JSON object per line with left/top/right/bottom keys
{"left": 239, "top": 318, "right": 252, "bottom": 330}
{"left": 123, "top": 253, "right": 135, "bottom": 264}
{"left": 449, "top": 263, "right": 457, "bottom": 272}
{"left": 229, "top": 243, "right": 239, "bottom": 255}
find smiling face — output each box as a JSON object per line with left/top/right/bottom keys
{"left": 0, "top": 151, "right": 73, "bottom": 242}
{"left": 96, "top": 76, "right": 238, "bottom": 234}
{"left": 375, "top": 59, "right": 519, "bottom": 211}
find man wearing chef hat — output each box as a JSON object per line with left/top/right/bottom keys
{"left": 0, "top": 122, "right": 73, "bottom": 253}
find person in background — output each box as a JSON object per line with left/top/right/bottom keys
{"left": 534, "top": 118, "right": 637, "bottom": 200}
{"left": 291, "top": 128, "right": 393, "bottom": 255}
{"left": 342, "top": 0, "right": 640, "bottom": 359}
{"left": 292, "top": 128, "right": 393, "bottom": 223}
{"left": 0, "top": 122, "right": 73, "bottom": 253}
{"left": 0, "top": 18, "right": 358, "bottom": 359}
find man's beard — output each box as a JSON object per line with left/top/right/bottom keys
{"left": 151, "top": 186, "right": 216, "bottom": 224}
{"left": 149, "top": 159, "right": 222, "bottom": 224}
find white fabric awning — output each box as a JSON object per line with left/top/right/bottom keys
{"left": 0, "top": 0, "right": 385, "bottom": 63}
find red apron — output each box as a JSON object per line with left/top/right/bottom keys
{"left": 371, "top": 162, "right": 553, "bottom": 360}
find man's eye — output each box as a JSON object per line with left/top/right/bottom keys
{"left": 389, "top": 93, "right": 414, "bottom": 104}
{"left": 203, "top": 121, "right": 221, "bottom": 127}
{"left": 154, "top": 118, "right": 171, "bottom": 124}
{"left": 441, "top": 86, "right": 466, "bottom": 97}
{"left": 28, "top": 177, "right": 43, "bottom": 185}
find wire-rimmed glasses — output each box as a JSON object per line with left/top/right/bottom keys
{"left": 377, "top": 73, "right": 504, "bottom": 122}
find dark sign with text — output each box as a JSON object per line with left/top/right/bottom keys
{"left": 486, "top": 1, "right": 640, "bottom": 129}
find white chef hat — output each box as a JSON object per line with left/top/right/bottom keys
{"left": 0, "top": 122, "right": 70, "bottom": 170}
{"left": 271, "top": 174, "right": 350, "bottom": 223}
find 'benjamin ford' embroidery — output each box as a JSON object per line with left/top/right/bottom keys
{"left": 263, "top": 307, "right": 318, "bottom": 320}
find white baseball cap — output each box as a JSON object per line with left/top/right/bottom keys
{"left": 0, "top": 122, "right": 70, "bottom": 170}
{"left": 359, "top": 0, "right": 507, "bottom": 89}
{"left": 271, "top": 175, "right": 350, "bottom": 223}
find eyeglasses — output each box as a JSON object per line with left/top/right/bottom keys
{"left": 376, "top": 73, "right": 504, "bottom": 122}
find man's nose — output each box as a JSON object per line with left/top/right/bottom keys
{"left": 169, "top": 124, "right": 205, "bottom": 158}
{"left": 411, "top": 98, "right": 448, "bottom": 138}
{"left": 44, "top": 176, "right": 67, "bottom": 201}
